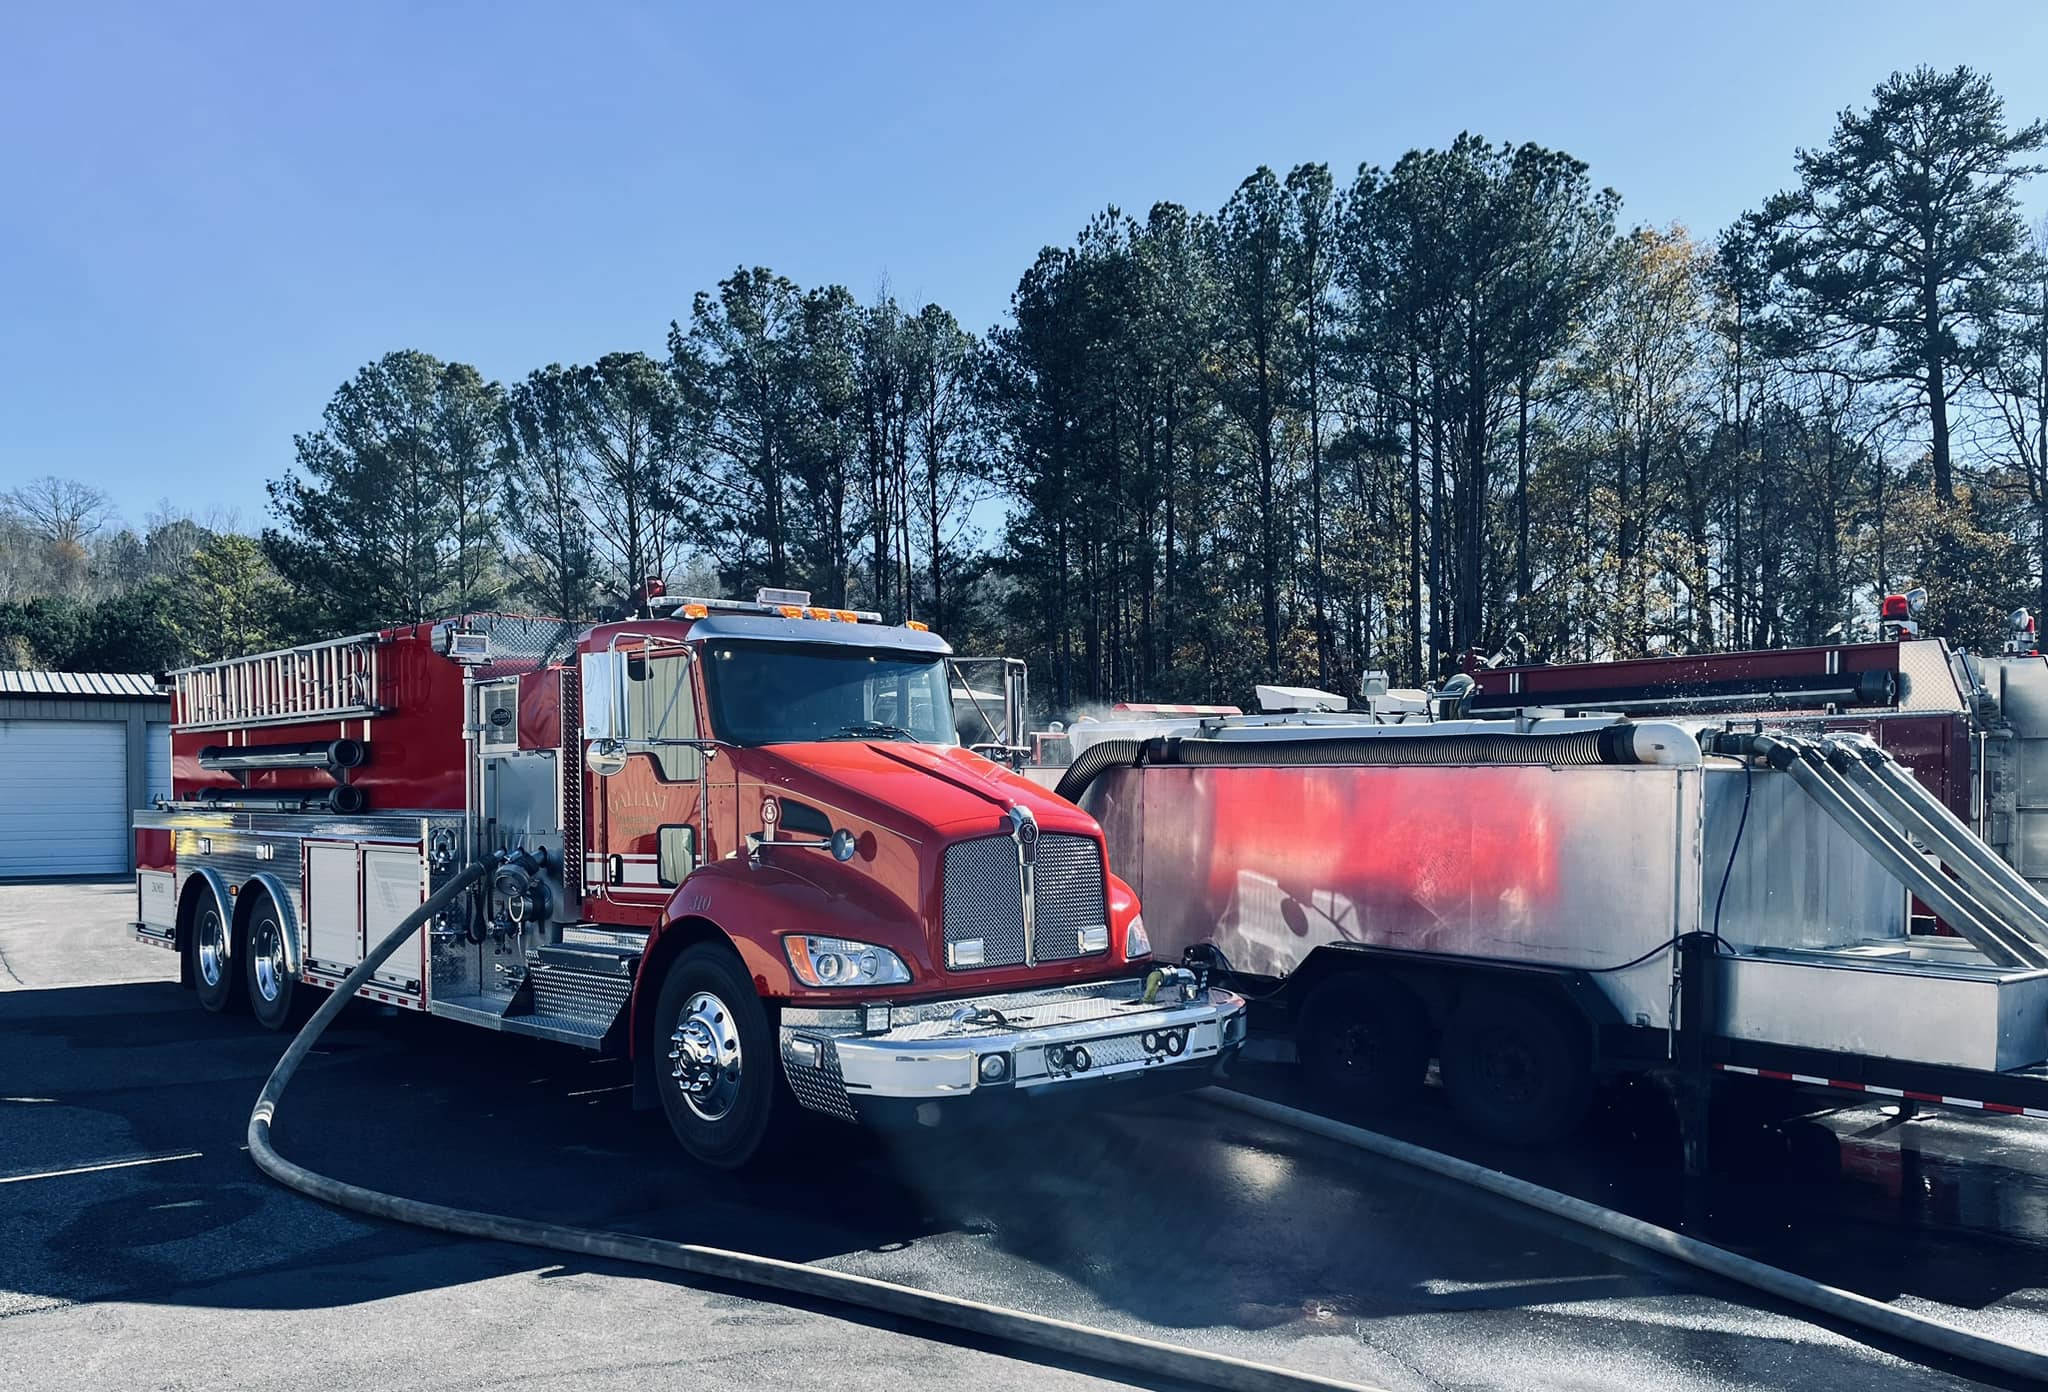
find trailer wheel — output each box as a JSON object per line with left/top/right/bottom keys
{"left": 242, "top": 887, "right": 297, "bottom": 1031}
{"left": 1439, "top": 989, "right": 1591, "bottom": 1146}
{"left": 190, "top": 888, "right": 240, "bottom": 1014}
{"left": 654, "top": 944, "right": 784, "bottom": 1170}
{"left": 1297, "top": 975, "right": 1429, "bottom": 1112}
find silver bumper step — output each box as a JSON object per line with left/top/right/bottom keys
{"left": 778, "top": 973, "right": 1249, "bottom": 1121}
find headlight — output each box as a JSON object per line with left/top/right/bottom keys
{"left": 1125, "top": 914, "right": 1151, "bottom": 959}
{"left": 784, "top": 934, "right": 912, "bottom": 988}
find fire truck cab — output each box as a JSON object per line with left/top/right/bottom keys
{"left": 132, "top": 594, "right": 1246, "bottom": 1167}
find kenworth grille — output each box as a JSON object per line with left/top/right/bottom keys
{"left": 941, "top": 832, "right": 1109, "bottom": 969}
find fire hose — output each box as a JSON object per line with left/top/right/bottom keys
{"left": 246, "top": 855, "right": 1386, "bottom": 1392}
{"left": 247, "top": 857, "right": 2048, "bottom": 1387}
{"left": 1202, "top": 1094, "right": 2048, "bottom": 1384}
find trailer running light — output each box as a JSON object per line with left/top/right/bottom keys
{"left": 680, "top": 603, "right": 709, "bottom": 619}
{"left": 978, "top": 1053, "right": 1009, "bottom": 1082}
{"left": 904, "top": 620, "right": 929, "bottom": 632}
{"left": 784, "top": 934, "right": 911, "bottom": 988}
{"left": 778, "top": 605, "right": 804, "bottom": 619}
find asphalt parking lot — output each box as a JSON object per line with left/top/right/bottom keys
{"left": 3, "top": 882, "right": 2044, "bottom": 1391}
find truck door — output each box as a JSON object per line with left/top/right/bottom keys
{"left": 594, "top": 651, "right": 708, "bottom": 924}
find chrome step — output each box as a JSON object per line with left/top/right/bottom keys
{"left": 535, "top": 941, "right": 640, "bottom": 975}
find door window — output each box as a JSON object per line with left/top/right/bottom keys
{"left": 626, "top": 654, "right": 702, "bottom": 781}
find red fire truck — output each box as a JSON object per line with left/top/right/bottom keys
{"left": 131, "top": 593, "right": 1246, "bottom": 1167}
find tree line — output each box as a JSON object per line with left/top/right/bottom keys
{"left": 7, "top": 65, "right": 2047, "bottom": 718}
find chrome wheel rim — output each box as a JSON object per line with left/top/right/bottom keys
{"left": 251, "top": 914, "right": 285, "bottom": 1002}
{"left": 196, "top": 906, "right": 227, "bottom": 988}
{"left": 668, "top": 991, "right": 743, "bottom": 1122}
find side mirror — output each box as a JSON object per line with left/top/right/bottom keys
{"left": 587, "top": 739, "right": 627, "bottom": 777}
{"left": 830, "top": 828, "right": 858, "bottom": 862}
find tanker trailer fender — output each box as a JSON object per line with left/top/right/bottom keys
{"left": 625, "top": 859, "right": 919, "bottom": 1109}
{"left": 1283, "top": 945, "right": 1624, "bottom": 1042}
{"left": 1280, "top": 945, "right": 1652, "bottom": 1145}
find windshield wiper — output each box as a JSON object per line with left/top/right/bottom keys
{"left": 827, "top": 721, "right": 917, "bottom": 742}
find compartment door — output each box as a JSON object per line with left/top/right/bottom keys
{"left": 364, "top": 847, "right": 427, "bottom": 992}
{"left": 305, "top": 841, "right": 362, "bottom": 971}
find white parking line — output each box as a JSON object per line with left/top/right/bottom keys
{"left": 0, "top": 1150, "right": 203, "bottom": 1185}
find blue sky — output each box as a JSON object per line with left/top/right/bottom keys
{"left": 4, "top": 1, "right": 2047, "bottom": 530}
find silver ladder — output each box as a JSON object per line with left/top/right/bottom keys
{"left": 170, "top": 633, "right": 385, "bottom": 730}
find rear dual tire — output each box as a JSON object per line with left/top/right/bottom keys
{"left": 1439, "top": 989, "right": 1591, "bottom": 1147}
{"left": 243, "top": 891, "right": 298, "bottom": 1031}
{"left": 1298, "top": 972, "right": 1593, "bottom": 1147}
{"left": 189, "top": 884, "right": 298, "bottom": 1029}
{"left": 191, "top": 893, "right": 240, "bottom": 1015}
{"left": 1298, "top": 975, "right": 1430, "bottom": 1112}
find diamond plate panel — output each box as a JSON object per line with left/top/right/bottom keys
{"left": 529, "top": 963, "right": 631, "bottom": 1029}
{"left": 783, "top": 1035, "right": 859, "bottom": 1121}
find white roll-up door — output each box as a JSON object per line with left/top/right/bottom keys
{"left": 0, "top": 720, "right": 129, "bottom": 876}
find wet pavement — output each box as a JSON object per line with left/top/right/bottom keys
{"left": 3, "top": 883, "right": 2044, "bottom": 1390}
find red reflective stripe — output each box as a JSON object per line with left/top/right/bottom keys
{"left": 1712, "top": 1063, "right": 2031, "bottom": 1117}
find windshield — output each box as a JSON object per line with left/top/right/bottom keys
{"left": 700, "top": 641, "right": 957, "bottom": 746}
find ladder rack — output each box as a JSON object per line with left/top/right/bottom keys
{"left": 171, "top": 633, "right": 387, "bottom": 730}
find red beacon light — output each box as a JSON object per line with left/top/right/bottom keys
{"left": 1879, "top": 586, "right": 1928, "bottom": 639}
{"left": 2008, "top": 608, "right": 2039, "bottom": 656}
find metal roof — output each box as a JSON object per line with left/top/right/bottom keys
{"left": 0, "top": 670, "right": 168, "bottom": 700}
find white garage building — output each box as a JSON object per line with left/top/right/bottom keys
{"left": 0, "top": 672, "right": 172, "bottom": 878}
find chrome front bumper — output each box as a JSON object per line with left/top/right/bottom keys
{"left": 778, "top": 973, "right": 1248, "bottom": 1123}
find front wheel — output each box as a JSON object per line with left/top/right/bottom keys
{"left": 654, "top": 944, "right": 784, "bottom": 1169}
